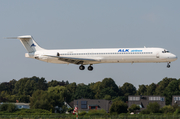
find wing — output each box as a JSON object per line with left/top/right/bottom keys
{"left": 44, "top": 55, "right": 101, "bottom": 65}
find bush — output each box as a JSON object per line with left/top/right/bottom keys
{"left": 67, "top": 108, "right": 74, "bottom": 113}
{"left": 140, "top": 109, "right": 150, "bottom": 114}
{"left": 172, "top": 104, "right": 180, "bottom": 111}
{"left": 109, "top": 100, "right": 128, "bottom": 114}
{"left": 88, "top": 109, "right": 107, "bottom": 115}
{"left": 18, "top": 109, "right": 52, "bottom": 114}
{"left": 146, "top": 102, "right": 160, "bottom": 113}
{"left": 7, "top": 103, "right": 17, "bottom": 112}
{"left": 160, "top": 105, "right": 174, "bottom": 114}
{"left": 128, "top": 104, "right": 140, "bottom": 113}
{"left": 0, "top": 103, "right": 17, "bottom": 112}
{"left": 0, "top": 103, "right": 9, "bottom": 111}
{"left": 174, "top": 109, "right": 180, "bottom": 115}
{"left": 79, "top": 111, "right": 87, "bottom": 115}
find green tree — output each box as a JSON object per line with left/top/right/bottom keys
{"left": 109, "top": 100, "right": 128, "bottom": 114}
{"left": 48, "top": 80, "right": 60, "bottom": 87}
{"left": 18, "top": 95, "right": 30, "bottom": 103}
{"left": 163, "top": 80, "right": 180, "bottom": 105}
{"left": 136, "top": 85, "right": 147, "bottom": 95}
{"left": 101, "top": 78, "right": 119, "bottom": 93}
{"left": 65, "top": 81, "right": 69, "bottom": 85}
{"left": 100, "top": 87, "right": 117, "bottom": 99}
{"left": 120, "top": 82, "right": 136, "bottom": 101}
{"left": 103, "top": 95, "right": 111, "bottom": 100}
{"left": 13, "top": 76, "right": 48, "bottom": 96}
{"left": 48, "top": 80, "right": 66, "bottom": 87}
{"left": 23, "top": 79, "right": 37, "bottom": 95}
{"left": 74, "top": 84, "right": 94, "bottom": 99}
{"left": 66, "top": 82, "right": 77, "bottom": 101}
{"left": 48, "top": 86, "right": 71, "bottom": 103}
{"left": 0, "top": 91, "right": 9, "bottom": 102}
{"left": 30, "top": 90, "right": 64, "bottom": 112}
{"left": 0, "top": 79, "right": 17, "bottom": 95}
{"left": 155, "top": 77, "right": 176, "bottom": 95}
{"left": 100, "top": 78, "right": 119, "bottom": 99}
{"left": 146, "top": 102, "right": 160, "bottom": 113}
{"left": 146, "top": 83, "right": 156, "bottom": 95}
{"left": 113, "top": 96, "right": 126, "bottom": 102}
{"left": 90, "top": 78, "right": 119, "bottom": 99}
{"left": 0, "top": 81, "right": 16, "bottom": 95}
{"left": 90, "top": 82, "right": 103, "bottom": 99}
{"left": 35, "top": 77, "right": 48, "bottom": 90}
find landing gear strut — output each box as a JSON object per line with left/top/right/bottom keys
{"left": 167, "top": 62, "right": 170, "bottom": 68}
{"left": 88, "top": 65, "right": 93, "bottom": 71}
{"left": 79, "top": 65, "right": 85, "bottom": 70}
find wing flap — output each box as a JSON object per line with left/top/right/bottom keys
{"left": 44, "top": 55, "right": 100, "bottom": 65}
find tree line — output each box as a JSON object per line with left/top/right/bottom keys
{"left": 0, "top": 76, "right": 179, "bottom": 112}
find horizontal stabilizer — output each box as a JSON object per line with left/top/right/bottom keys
{"left": 4, "top": 37, "right": 18, "bottom": 39}
{"left": 4, "top": 35, "right": 32, "bottom": 40}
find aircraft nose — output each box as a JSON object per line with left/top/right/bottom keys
{"left": 174, "top": 55, "right": 178, "bottom": 60}
{"left": 169, "top": 54, "right": 177, "bottom": 61}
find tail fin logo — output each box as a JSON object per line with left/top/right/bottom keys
{"left": 31, "top": 43, "right": 36, "bottom": 47}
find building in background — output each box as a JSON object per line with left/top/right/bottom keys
{"left": 0, "top": 103, "right": 30, "bottom": 109}
{"left": 128, "top": 95, "right": 165, "bottom": 111}
{"left": 14, "top": 103, "right": 30, "bottom": 109}
{"left": 73, "top": 99, "right": 112, "bottom": 113}
{"left": 172, "top": 96, "right": 180, "bottom": 106}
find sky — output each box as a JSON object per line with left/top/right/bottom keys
{"left": 0, "top": 1, "right": 180, "bottom": 88}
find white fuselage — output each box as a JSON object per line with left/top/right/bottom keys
{"left": 26, "top": 47, "right": 177, "bottom": 65}
{"left": 6, "top": 35, "right": 177, "bottom": 70}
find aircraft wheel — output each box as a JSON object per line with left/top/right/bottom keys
{"left": 88, "top": 66, "right": 93, "bottom": 71}
{"left": 167, "top": 62, "right": 170, "bottom": 68}
{"left": 167, "top": 64, "right": 170, "bottom": 68}
{"left": 79, "top": 65, "right": 85, "bottom": 70}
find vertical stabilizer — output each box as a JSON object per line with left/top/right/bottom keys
{"left": 6, "top": 35, "right": 44, "bottom": 53}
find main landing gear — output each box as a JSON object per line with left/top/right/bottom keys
{"left": 88, "top": 65, "right": 93, "bottom": 71}
{"left": 167, "top": 62, "right": 170, "bottom": 68}
{"left": 79, "top": 65, "right": 85, "bottom": 70}
{"left": 79, "top": 64, "right": 93, "bottom": 71}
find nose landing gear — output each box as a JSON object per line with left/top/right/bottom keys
{"left": 167, "top": 62, "right": 170, "bottom": 68}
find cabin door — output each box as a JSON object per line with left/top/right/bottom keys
{"left": 156, "top": 53, "right": 159, "bottom": 58}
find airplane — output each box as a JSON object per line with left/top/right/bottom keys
{"left": 6, "top": 35, "right": 177, "bottom": 71}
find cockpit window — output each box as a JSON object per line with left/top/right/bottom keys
{"left": 162, "top": 50, "right": 170, "bottom": 53}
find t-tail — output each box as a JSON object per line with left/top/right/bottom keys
{"left": 5, "top": 35, "right": 44, "bottom": 53}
